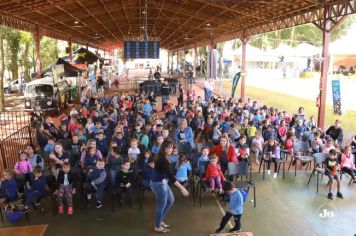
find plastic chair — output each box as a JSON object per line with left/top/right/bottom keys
{"left": 307, "top": 153, "right": 328, "bottom": 193}
{"left": 288, "top": 141, "right": 314, "bottom": 176}
{"left": 233, "top": 162, "right": 256, "bottom": 208}
{"left": 195, "top": 161, "right": 209, "bottom": 207}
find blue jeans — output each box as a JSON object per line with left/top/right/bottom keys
{"left": 110, "top": 169, "right": 119, "bottom": 187}
{"left": 162, "top": 95, "right": 169, "bottom": 110}
{"left": 24, "top": 190, "right": 45, "bottom": 207}
{"left": 150, "top": 180, "right": 175, "bottom": 228}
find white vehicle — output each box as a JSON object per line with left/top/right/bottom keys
{"left": 24, "top": 77, "right": 70, "bottom": 113}
{"left": 4, "top": 79, "right": 25, "bottom": 94}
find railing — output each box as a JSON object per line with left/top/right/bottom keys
{"left": 0, "top": 111, "right": 32, "bottom": 140}
{"left": 0, "top": 125, "right": 35, "bottom": 177}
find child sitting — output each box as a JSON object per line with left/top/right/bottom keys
{"left": 251, "top": 130, "right": 264, "bottom": 165}
{"left": 116, "top": 159, "right": 135, "bottom": 207}
{"left": 151, "top": 136, "right": 164, "bottom": 155}
{"left": 14, "top": 151, "right": 33, "bottom": 177}
{"left": 197, "top": 147, "right": 210, "bottom": 171}
{"left": 55, "top": 162, "right": 76, "bottom": 215}
{"left": 236, "top": 135, "right": 250, "bottom": 163}
{"left": 128, "top": 139, "right": 140, "bottom": 163}
{"left": 44, "top": 138, "right": 55, "bottom": 152}
{"left": 339, "top": 146, "right": 356, "bottom": 183}
{"left": 142, "top": 156, "right": 155, "bottom": 188}
{"left": 96, "top": 132, "right": 109, "bottom": 158}
{"left": 324, "top": 149, "right": 343, "bottom": 200}
{"left": 175, "top": 154, "right": 192, "bottom": 184}
{"left": 215, "top": 182, "right": 244, "bottom": 233}
{"left": 204, "top": 154, "right": 225, "bottom": 194}
{"left": 0, "top": 169, "right": 18, "bottom": 203}
{"left": 85, "top": 158, "right": 107, "bottom": 208}
{"left": 21, "top": 166, "right": 47, "bottom": 213}
{"left": 107, "top": 147, "right": 123, "bottom": 188}
{"left": 263, "top": 137, "right": 281, "bottom": 178}
{"left": 82, "top": 146, "right": 99, "bottom": 172}
{"left": 169, "top": 146, "right": 179, "bottom": 164}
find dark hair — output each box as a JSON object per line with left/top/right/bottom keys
{"left": 155, "top": 139, "right": 174, "bottom": 161}
{"left": 33, "top": 166, "right": 42, "bottom": 174}
{"left": 26, "top": 144, "right": 36, "bottom": 151}
{"left": 223, "top": 181, "right": 235, "bottom": 192}
{"left": 97, "top": 158, "right": 105, "bottom": 163}
{"left": 178, "top": 154, "right": 187, "bottom": 168}
{"left": 122, "top": 158, "right": 131, "bottom": 165}
{"left": 329, "top": 149, "right": 337, "bottom": 156}
{"left": 63, "top": 162, "right": 70, "bottom": 168}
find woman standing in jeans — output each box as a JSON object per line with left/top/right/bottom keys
{"left": 150, "top": 139, "right": 189, "bottom": 233}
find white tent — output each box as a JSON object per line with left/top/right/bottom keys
{"left": 294, "top": 43, "right": 321, "bottom": 57}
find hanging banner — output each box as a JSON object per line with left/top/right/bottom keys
{"left": 231, "top": 72, "right": 241, "bottom": 98}
{"left": 331, "top": 80, "right": 342, "bottom": 115}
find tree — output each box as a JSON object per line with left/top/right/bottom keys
{"left": 3, "top": 28, "right": 21, "bottom": 81}
{"left": 19, "top": 32, "right": 35, "bottom": 82}
{"left": 40, "top": 37, "right": 59, "bottom": 69}
{"left": 0, "top": 27, "right": 5, "bottom": 111}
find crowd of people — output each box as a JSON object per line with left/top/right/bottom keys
{"left": 0, "top": 78, "right": 355, "bottom": 233}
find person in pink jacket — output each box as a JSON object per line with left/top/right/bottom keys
{"left": 340, "top": 146, "right": 356, "bottom": 183}
{"left": 14, "top": 151, "right": 33, "bottom": 175}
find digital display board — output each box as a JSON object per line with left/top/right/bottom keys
{"left": 124, "top": 41, "right": 160, "bottom": 59}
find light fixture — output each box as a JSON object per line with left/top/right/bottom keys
{"left": 74, "top": 20, "right": 79, "bottom": 24}
{"left": 206, "top": 23, "right": 211, "bottom": 26}
{"left": 142, "top": 11, "right": 146, "bottom": 14}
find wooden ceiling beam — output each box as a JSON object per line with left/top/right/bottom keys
{"left": 158, "top": 0, "right": 188, "bottom": 39}
{"left": 150, "top": 0, "right": 167, "bottom": 37}
{"left": 8, "top": 0, "right": 75, "bottom": 15}
{"left": 160, "top": 4, "right": 209, "bottom": 45}
{"left": 97, "top": 0, "right": 124, "bottom": 39}
{"left": 192, "top": 0, "right": 263, "bottom": 20}
{"left": 75, "top": 1, "right": 120, "bottom": 42}
{"left": 165, "top": 3, "right": 238, "bottom": 48}
{"left": 120, "top": 0, "right": 133, "bottom": 35}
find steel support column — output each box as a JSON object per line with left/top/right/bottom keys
{"left": 86, "top": 42, "right": 89, "bottom": 50}
{"left": 34, "top": 26, "right": 42, "bottom": 79}
{"left": 69, "top": 36, "right": 73, "bottom": 64}
{"left": 193, "top": 44, "right": 197, "bottom": 79}
{"left": 176, "top": 50, "right": 179, "bottom": 74}
{"left": 241, "top": 34, "right": 248, "bottom": 101}
{"left": 167, "top": 51, "right": 170, "bottom": 74}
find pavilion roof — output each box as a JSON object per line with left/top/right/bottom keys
{"left": 0, "top": 0, "right": 355, "bottom": 51}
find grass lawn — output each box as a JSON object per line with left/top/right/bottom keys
{"left": 219, "top": 80, "right": 355, "bottom": 141}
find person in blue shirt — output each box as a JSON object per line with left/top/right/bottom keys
{"left": 215, "top": 182, "right": 244, "bottom": 233}
{"left": 21, "top": 166, "right": 47, "bottom": 213}
{"left": 174, "top": 119, "right": 194, "bottom": 151}
{"left": 175, "top": 154, "right": 192, "bottom": 183}
{"left": 96, "top": 132, "right": 109, "bottom": 157}
{"left": 197, "top": 147, "right": 210, "bottom": 171}
{"left": 142, "top": 99, "right": 153, "bottom": 123}
{"left": 0, "top": 169, "right": 18, "bottom": 203}
{"left": 151, "top": 136, "right": 164, "bottom": 155}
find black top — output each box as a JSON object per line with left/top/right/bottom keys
{"left": 117, "top": 169, "right": 135, "bottom": 185}
{"left": 326, "top": 126, "right": 343, "bottom": 144}
{"left": 56, "top": 171, "right": 76, "bottom": 189}
{"left": 151, "top": 156, "right": 176, "bottom": 183}
{"left": 324, "top": 157, "right": 338, "bottom": 172}
{"left": 161, "top": 84, "right": 171, "bottom": 96}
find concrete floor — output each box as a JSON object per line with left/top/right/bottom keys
{"left": 1, "top": 171, "right": 356, "bottom": 236}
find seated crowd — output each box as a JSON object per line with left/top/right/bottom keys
{"left": 0, "top": 87, "right": 355, "bottom": 218}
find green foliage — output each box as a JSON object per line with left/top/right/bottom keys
{"left": 3, "top": 27, "right": 21, "bottom": 80}
{"left": 40, "top": 37, "right": 59, "bottom": 69}
{"left": 249, "top": 15, "right": 356, "bottom": 49}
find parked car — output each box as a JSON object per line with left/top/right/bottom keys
{"left": 4, "top": 79, "right": 25, "bottom": 94}
{"left": 24, "top": 77, "right": 70, "bottom": 113}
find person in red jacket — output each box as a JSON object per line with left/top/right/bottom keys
{"left": 209, "top": 136, "right": 238, "bottom": 174}
{"left": 204, "top": 154, "right": 225, "bottom": 194}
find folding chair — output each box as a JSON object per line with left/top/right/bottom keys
{"left": 307, "top": 153, "right": 328, "bottom": 193}
{"left": 288, "top": 141, "right": 314, "bottom": 176}
{"left": 340, "top": 170, "right": 354, "bottom": 186}
{"left": 195, "top": 161, "right": 209, "bottom": 207}
{"left": 277, "top": 150, "right": 288, "bottom": 179}
{"left": 233, "top": 162, "right": 256, "bottom": 208}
